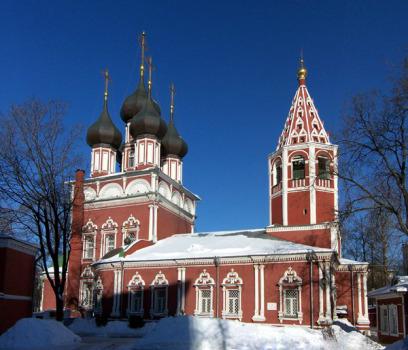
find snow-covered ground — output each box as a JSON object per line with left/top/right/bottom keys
{"left": 131, "top": 316, "right": 383, "bottom": 350}
{"left": 0, "top": 316, "right": 388, "bottom": 350}
{"left": 0, "top": 318, "right": 81, "bottom": 349}
{"left": 68, "top": 318, "right": 155, "bottom": 338}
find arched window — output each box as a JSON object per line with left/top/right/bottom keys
{"left": 318, "top": 157, "right": 330, "bottom": 179}
{"left": 94, "top": 276, "right": 104, "bottom": 315}
{"left": 82, "top": 219, "right": 97, "bottom": 260}
{"left": 127, "top": 272, "right": 145, "bottom": 316}
{"left": 122, "top": 215, "right": 140, "bottom": 245}
{"left": 273, "top": 161, "right": 282, "bottom": 186}
{"left": 194, "top": 270, "right": 215, "bottom": 317}
{"left": 101, "top": 218, "right": 118, "bottom": 257}
{"left": 128, "top": 150, "right": 135, "bottom": 168}
{"left": 292, "top": 156, "right": 305, "bottom": 180}
{"left": 278, "top": 267, "right": 303, "bottom": 323}
{"left": 150, "top": 271, "right": 168, "bottom": 318}
{"left": 222, "top": 269, "right": 243, "bottom": 320}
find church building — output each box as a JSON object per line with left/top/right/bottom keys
{"left": 41, "top": 33, "right": 370, "bottom": 331}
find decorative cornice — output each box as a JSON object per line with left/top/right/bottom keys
{"left": 0, "top": 235, "right": 37, "bottom": 256}
{"left": 93, "top": 251, "right": 335, "bottom": 270}
{"left": 266, "top": 223, "right": 331, "bottom": 232}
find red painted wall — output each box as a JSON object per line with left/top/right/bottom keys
{"left": 271, "top": 196, "right": 283, "bottom": 225}
{"left": 316, "top": 191, "right": 335, "bottom": 223}
{"left": 267, "top": 228, "right": 331, "bottom": 249}
{"left": 287, "top": 192, "right": 310, "bottom": 225}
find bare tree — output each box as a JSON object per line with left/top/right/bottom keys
{"left": 336, "top": 58, "right": 408, "bottom": 238}
{"left": 0, "top": 99, "right": 82, "bottom": 321}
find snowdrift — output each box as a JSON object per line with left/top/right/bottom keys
{"left": 0, "top": 318, "right": 81, "bottom": 349}
{"left": 68, "top": 318, "right": 155, "bottom": 337}
{"left": 133, "top": 316, "right": 383, "bottom": 350}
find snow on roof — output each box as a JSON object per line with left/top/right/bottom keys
{"left": 339, "top": 258, "right": 369, "bottom": 266}
{"left": 100, "top": 229, "right": 333, "bottom": 263}
{"left": 368, "top": 275, "right": 408, "bottom": 298}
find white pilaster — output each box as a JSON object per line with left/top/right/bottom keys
{"left": 111, "top": 269, "right": 122, "bottom": 317}
{"left": 318, "top": 264, "right": 325, "bottom": 323}
{"left": 260, "top": 264, "right": 265, "bottom": 320}
{"left": 309, "top": 144, "right": 316, "bottom": 224}
{"left": 325, "top": 264, "right": 331, "bottom": 320}
{"left": 252, "top": 265, "right": 259, "bottom": 320}
{"left": 363, "top": 272, "right": 368, "bottom": 318}
{"left": 153, "top": 204, "right": 158, "bottom": 242}
{"left": 357, "top": 272, "right": 362, "bottom": 320}
{"left": 148, "top": 205, "right": 154, "bottom": 241}
{"left": 282, "top": 147, "right": 288, "bottom": 226}
{"left": 333, "top": 146, "right": 339, "bottom": 220}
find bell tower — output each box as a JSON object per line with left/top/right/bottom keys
{"left": 269, "top": 59, "right": 338, "bottom": 227}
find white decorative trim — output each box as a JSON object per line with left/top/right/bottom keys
{"left": 266, "top": 223, "right": 331, "bottom": 232}
{"left": 127, "top": 272, "right": 145, "bottom": 316}
{"left": 150, "top": 271, "right": 169, "bottom": 318}
{"left": 221, "top": 269, "right": 243, "bottom": 320}
{"left": 194, "top": 269, "right": 214, "bottom": 317}
{"left": 278, "top": 267, "right": 303, "bottom": 324}
{"left": 94, "top": 276, "right": 104, "bottom": 314}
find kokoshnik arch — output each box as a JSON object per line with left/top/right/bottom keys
{"left": 40, "top": 33, "right": 370, "bottom": 331}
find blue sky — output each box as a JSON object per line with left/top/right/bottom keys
{"left": 0, "top": 1, "right": 407, "bottom": 232}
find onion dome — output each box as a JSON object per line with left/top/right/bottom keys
{"left": 86, "top": 70, "right": 122, "bottom": 149}
{"left": 161, "top": 83, "right": 188, "bottom": 158}
{"left": 129, "top": 56, "right": 167, "bottom": 139}
{"left": 120, "top": 79, "right": 161, "bottom": 123}
{"left": 120, "top": 32, "right": 160, "bottom": 123}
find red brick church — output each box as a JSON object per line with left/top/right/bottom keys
{"left": 41, "top": 34, "right": 370, "bottom": 331}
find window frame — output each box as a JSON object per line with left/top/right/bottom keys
{"left": 318, "top": 157, "right": 330, "bottom": 180}
{"left": 194, "top": 270, "right": 215, "bottom": 317}
{"left": 127, "top": 272, "right": 145, "bottom": 316}
{"left": 221, "top": 269, "right": 243, "bottom": 320}
{"left": 278, "top": 267, "right": 303, "bottom": 324}
{"left": 150, "top": 271, "right": 169, "bottom": 318}
{"left": 292, "top": 156, "right": 305, "bottom": 180}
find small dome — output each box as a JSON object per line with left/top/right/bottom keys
{"left": 161, "top": 120, "right": 188, "bottom": 158}
{"left": 120, "top": 79, "right": 161, "bottom": 123}
{"left": 86, "top": 100, "right": 122, "bottom": 149}
{"left": 129, "top": 96, "right": 167, "bottom": 139}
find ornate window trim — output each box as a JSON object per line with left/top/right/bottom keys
{"left": 150, "top": 271, "right": 168, "bottom": 318}
{"left": 127, "top": 272, "right": 145, "bottom": 316}
{"left": 278, "top": 267, "right": 303, "bottom": 324}
{"left": 194, "top": 269, "right": 215, "bottom": 317}
{"left": 221, "top": 269, "right": 243, "bottom": 320}
{"left": 122, "top": 215, "right": 140, "bottom": 245}
{"left": 100, "top": 217, "right": 118, "bottom": 258}
{"left": 79, "top": 266, "right": 95, "bottom": 310}
{"left": 82, "top": 219, "right": 97, "bottom": 261}
{"left": 94, "top": 276, "right": 104, "bottom": 315}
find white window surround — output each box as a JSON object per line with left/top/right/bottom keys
{"left": 82, "top": 234, "right": 95, "bottom": 260}
{"left": 94, "top": 276, "right": 104, "bottom": 314}
{"left": 79, "top": 267, "right": 95, "bottom": 310}
{"left": 150, "top": 271, "right": 169, "bottom": 318}
{"left": 100, "top": 217, "right": 118, "bottom": 258}
{"left": 122, "top": 215, "right": 140, "bottom": 245}
{"left": 194, "top": 270, "right": 215, "bottom": 317}
{"left": 278, "top": 267, "right": 303, "bottom": 324}
{"left": 127, "top": 272, "right": 145, "bottom": 316}
{"left": 221, "top": 269, "right": 243, "bottom": 320}
{"left": 82, "top": 219, "right": 97, "bottom": 261}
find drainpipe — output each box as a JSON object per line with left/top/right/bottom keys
{"left": 214, "top": 257, "right": 220, "bottom": 318}
{"left": 307, "top": 251, "right": 314, "bottom": 329}
{"left": 349, "top": 265, "right": 355, "bottom": 326}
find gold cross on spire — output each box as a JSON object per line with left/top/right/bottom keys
{"left": 139, "top": 32, "right": 147, "bottom": 78}
{"left": 102, "top": 68, "right": 111, "bottom": 101}
{"left": 170, "top": 82, "right": 175, "bottom": 122}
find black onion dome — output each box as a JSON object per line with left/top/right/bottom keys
{"left": 161, "top": 120, "right": 188, "bottom": 158}
{"left": 86, "top": 100, "right": 122, "bottom": 149}
{"left": 120, "top": 79, "right": 161, "bottom": 123}
{"left": 129, "top": 96, "right": 167, "bottom": 139}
